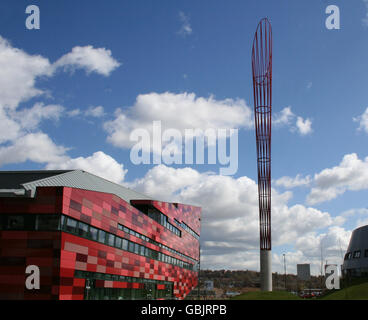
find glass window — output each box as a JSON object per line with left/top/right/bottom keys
{"left": 107, "top": 233, "right": 115, "bottom": 246}
{"left": 89, "top": 226, "right": 99, "bottom": 241}
{"left": 128, "top": 241, "right": 134, "bottom": 252}
{"left": 7, "top": 215, "right": 24, "bottom": 230}
{"left": 122, "top": 239, "right": 128, "bottom": 251}
{"left": 37, "top": 215, "right": 60, "bottom": 231}
{"left": 140, "top": 245, "right": 145, "bottom": 256}
{"left": 23, "top": 215, "right": 37, "bottom": 230}
{"left": 115, "top": 237, "right": 122, "bottom": 248}
{"left": 0, "top": 215, "right": 7, "bottom": 230}
{"left": 77, "top": 221, "right": 89, "bottom": 237}
{"left": 353, "top": 251, "right": 361, "bottom": 259}
{"left": 65, "top": 217, "right": 77, "bottom": 233}
{"left": 60, "top": 215, "right": 66, "bottom": 229}
{"left": 98, "top": 230, "right": 106, "bottom": 243}
{"left": 134, "top": 243, "right": 140, "bottom": 254}
{"left": 118, "top": 224, "right": 123, "bottom": 231}
{"left": 347, "top": 252, "right": 352, "bottom": 259}
{"left": 365, "top": 249, "right": 368, "bottom": 258}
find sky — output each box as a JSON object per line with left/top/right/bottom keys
{"left": 1, "top": 0, "right": 368, "bottom": 275}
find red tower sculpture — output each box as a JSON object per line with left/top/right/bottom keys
{"left": 251, "top": 18, "right": 272, "bottom": 291}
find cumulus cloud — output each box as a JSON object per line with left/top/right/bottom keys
{"left": 273, "top": 107, "right": 294, "bottom": 127}
{"left": 128, "top": 164, "right": 346, "bottom": 272}
{"left": 307, "top": 153, "right": 368, "bottom": 205}
{"left": 104, "top": 92, "right": 253, "bottom": 150}
{"left": 45, "top": 151, "right": 127, "bottom": 184}
{"left": 295, "top": 116, "right": 313, "bottom": 135}
{"left": 0, "top": 36, "right": 52, "bottom": 109}
{"left": 353, "top": 107, "right": 368, "bottom": 133}
{"left": 0, "top": 132, "right": 68, "bottom": 166}
{"left": 0, "top": 35, "right": 121, "bottom": 179}
{"left": 85, "top": 106, "right": 105, "bottom": 118}
{"left": 0, "top": 36, "right": 119, "bottom": 111}
{"left": 273, "top": 107, "right": 313, "bottom": 135}
{"left": 11, "top": 103, "right": 64, "bottom": 130}
{"left": 0, "top": 107, "right": 22, "bottom": 143}
{"left": 53, "top": 45, "right": 121, "bottom": 76}
{"left": 275, "top": 174, "right": 311, "bottom": 189}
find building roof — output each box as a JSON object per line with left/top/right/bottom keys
{"left": 0, "top": 170, "right": 151, "bottom": 202}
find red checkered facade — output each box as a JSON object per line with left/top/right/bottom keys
{"left": 0, "top": 186, "right": 201, "bottom": 300}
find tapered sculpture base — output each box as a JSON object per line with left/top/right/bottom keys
{"left": 260, "top": 249, "right": 272, "bottom": 292}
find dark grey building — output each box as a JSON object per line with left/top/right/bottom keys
{"left": 342, "top": 225, "right": 368, "bottom": 278}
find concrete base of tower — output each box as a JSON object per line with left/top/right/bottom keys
{"left": 260, "top": 249, "right": 272, "bottom": 291}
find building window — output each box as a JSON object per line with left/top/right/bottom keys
{"left": 122, "top": 239, "right": 128, "bottom": 251}
{"left": 115, "top": 237, "right": 122, "bottom": 248}
{"left": 65, "top": 217, "right": 77, "bottom": 233}
{"left": 98, "top": 230, "right": 106, "bottom": 243}
{"left": 353, "top": 250, "right": 361, "bottom": 259}
{"left": 128, "top": 241, "right": 134, "bottom": 252}
{"left": 89, "top": 226, "right": 99, "bottom": 241}
{"left": 107, "top": 233, "right": 115, "bottom": 247}
{"left": 59, "top": 215, "right": 194, "bottom": 271}
{"left": 347, "top": 252, "right": 352, "bottom": 260}
{"left": 77, "top": 221, "right": 89, "bottom": 237}
{"left": 7, "top": 216, "right": 24, "bottom": 230}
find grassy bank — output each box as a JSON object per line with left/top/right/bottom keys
{"left": 231, "top": 291, "right": 301, "bottom": 300}
{"left": 321, "top": 282, "right": 368, "bottom": 300}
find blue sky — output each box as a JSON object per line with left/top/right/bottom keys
{"left": 1, "top": 0, "right": 368, "bottom": 274}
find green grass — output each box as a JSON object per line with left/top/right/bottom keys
{"left": 321, "top": 282, "right": 368, "bottom": 300}
{"left": 231, "top": 291, "right": 301, "bottom": 300}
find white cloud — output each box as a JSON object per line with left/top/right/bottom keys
{"left": 295, "top": 116, "right": 313, "bottom": 135}
{"left": 273, "top": 107, "right": 313, "bottom": 135}
{"left": 307, "top": 153, "right": 368, "bottom": 205}
{"left": 45, "top": 151, "right": 127, "bottom": 184}
{"left": 54, "top": 45, "right": 121, "bottom": 76}
{"left": 11, "top": 103, "right": 64, "bottom": 130}
{"left": 353, "top": 107, "right": 368, "bottom": 133}
{"left": 129, "top": 164, "right": 346, "bottom": 272}
{"left": 0, "top": 36, "right": 52, "bottom": 109}
{"left": 0, "top": 107, "right": 22, "bottom": 144}
{"left": 67, "top": 106, "right": 105, "bottom": 118}
{"left": 104, "top": 92, "right": 253, "bottom": 149}
{"left": 178, "top": 11, "right": 192, "bottom": 36}
{"left": 0, "top": 37, "right": 119, "bottom": 111}
{"left": 67, "top": 109, "right": 81, "bottom": 117}
{"left": 0, "top": 132, "right": 68, "bottom": 166}
{"left": 85, "top": 106, "right": 105, "bottom": 118}
{"left": 275, "top": 174, "right": 311, "bottom": 189}
{"left": 273, "top": 106, "right": 294, "bottom": 126}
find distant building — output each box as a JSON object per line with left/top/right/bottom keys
{"left": 342, "top": 225, "right": 368, "bottom": 278}
{"left": 0, "top": 170, "right": 201, "bottom": 300}
{"left": 204, "top": 280, "right": 214, "bottom": 291}
{"left": 297, "top": 264, "right": 311, "bottom": 281}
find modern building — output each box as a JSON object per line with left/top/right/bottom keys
{"left": 0, "top": 170, "right": 201, "bottom": 300}
{"left": 342, "top": 225, "right": 368, "bottom": 278}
